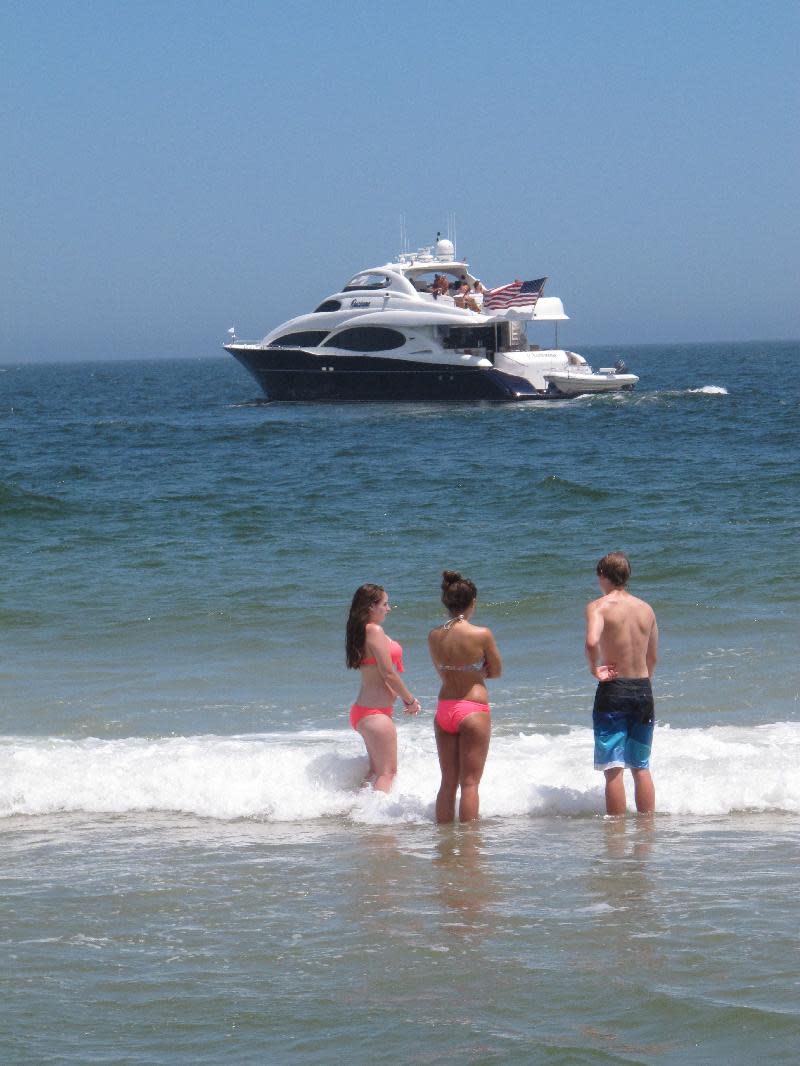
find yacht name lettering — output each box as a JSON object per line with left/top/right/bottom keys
{"left": 350, "top": 299, "right": 372, "bottom": 308}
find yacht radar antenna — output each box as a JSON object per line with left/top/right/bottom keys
{"left": 399, "top": 213, "right": 409, "bottom": 254}
{"left": 434, "top": 228, "right": 455, "bottom": 261}
{"left": 447, "top": 212, "right": 457, "bottom": 259}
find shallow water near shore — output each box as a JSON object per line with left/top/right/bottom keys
{"left": 1, "top": 342, "right": 798, "bottom": 1061}
{"left": 4, "top": 812, "right": 800, "bottom": 1064}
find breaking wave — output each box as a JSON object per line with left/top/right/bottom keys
{"left": 2, "top": 721, "right": 799, "bottom": 823}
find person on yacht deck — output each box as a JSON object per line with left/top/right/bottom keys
{"left": 469, "top": 280, "right": 486, "bottom": 310}
{"left": 454, "top": 281, "right": 471, "bottom": 308}
{"left": 432, "top": 274, "right": 449, "bottom": 298}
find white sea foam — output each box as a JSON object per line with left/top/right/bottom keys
{"left": 2, "top": 722, "right": 799, "bottom": 823}
{"left": 688, "top": 385, "right": 728, "bottom": 394}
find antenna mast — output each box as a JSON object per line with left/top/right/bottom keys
{"left": 399, "top": 213, "right": 409, "bottom": 253}
{"left": 447, "top": 211, "right": 457, "bottom": 259}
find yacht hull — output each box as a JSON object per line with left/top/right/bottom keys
{"left": 226, "top": 346, "right": 543, "bottom": 402}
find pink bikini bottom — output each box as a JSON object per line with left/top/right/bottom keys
{"left": 350, "top": 704, "right": 393, "bottom": 731}
{"left": 435, "top": 699, "right": 490, "bottom": 735}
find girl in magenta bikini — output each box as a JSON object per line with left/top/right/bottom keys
{"left": 428, "top": 571, "right": 502, "bottom": 823}
{"left": 346, "top": 584, "right": 420, "bottom": 793}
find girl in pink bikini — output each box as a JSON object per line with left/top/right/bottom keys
{"left": 428, "top": 571, "right": 502, "bottom": 823}
{"left": 346, "top": 584, "right": 420, "bottom": 793}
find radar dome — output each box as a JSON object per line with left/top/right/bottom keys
{"left": 435, "top": 238, "right": 455, "bottom": 259}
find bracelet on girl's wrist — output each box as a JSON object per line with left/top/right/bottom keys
{"left": 403, "top": 696, "right": 416, "bottom": 706}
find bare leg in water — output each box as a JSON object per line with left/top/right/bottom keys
{"left": 435, "top": 713, "right": 491, "bottom": 823}
{"left": 357, "top": 714, "right": 398, "bottom": 793}
{"left": 604, "top": 766, "right": 655, "bottom": 815}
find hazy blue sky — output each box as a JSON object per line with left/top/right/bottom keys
{"left": 2, "top": 0, "right": 798, "bottom": 361}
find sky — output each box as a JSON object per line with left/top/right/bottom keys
{"left": 2, "top": 0, "right": 798, "bottom": 361}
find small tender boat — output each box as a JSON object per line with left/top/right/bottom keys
{"left": 543, "top": 360, "right": 639, "bottom": 397}
{"left": 225, "top": 237, "right": 638, "bottom": 403}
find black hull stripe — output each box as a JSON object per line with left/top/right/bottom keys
{"left": 226, "top": 347, "right": 543, "bottom": 403}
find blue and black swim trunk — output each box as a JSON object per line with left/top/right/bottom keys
{"left": 593, "top": 678, "right": 655, "bottom": 771}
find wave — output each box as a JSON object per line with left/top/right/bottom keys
{"left": 2, "top": 722, "right": 799, "bottom": 823}
{"left": 631, "top": 385, "right": 729, "bottom": 402}
{"left": 536, "top": 475, "right": 611, "bottom": 500}
{"left": 0, "top": 482, "right": 69, "bottom": 517}
{"left": 0, "top": 607, "right": 50, "bottom": 629}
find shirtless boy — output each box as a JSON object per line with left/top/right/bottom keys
{"left": 584, "top": 552, "right": 659, "bottom": 815}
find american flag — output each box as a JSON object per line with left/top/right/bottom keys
{"left": 483, "top": 277, "right": 547, "bottom": 311}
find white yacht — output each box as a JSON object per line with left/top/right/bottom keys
{"left": 225, "top": 237, "right": 638, "bottom": 402}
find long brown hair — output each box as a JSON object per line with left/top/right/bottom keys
{"left": 346, "top": 583, "right": 385, "bottom": 668}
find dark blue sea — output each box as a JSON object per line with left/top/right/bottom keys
{"left": 1, "top": 343, "right": 798, "bottom": 1063}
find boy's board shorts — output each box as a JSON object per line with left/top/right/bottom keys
{"left": 593, "top": 678, "right": 655, "bottom": 771}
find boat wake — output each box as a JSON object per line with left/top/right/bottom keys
{"left": 626, "top": 385, "right": 729, "bottom": 403}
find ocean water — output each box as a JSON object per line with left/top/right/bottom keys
{"left": 1, "top": 342, "right": 798, "bottom": 1063}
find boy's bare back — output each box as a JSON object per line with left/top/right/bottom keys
{"left": 586, "top": 590, "right": 657, "bottom": 679}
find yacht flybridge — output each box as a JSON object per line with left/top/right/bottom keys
{"left": 224, "top": 237, "right": 638, "bottom": 402}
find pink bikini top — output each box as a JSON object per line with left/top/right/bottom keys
{"left": 361, "top": 638, "right": 404, "bottom": 673}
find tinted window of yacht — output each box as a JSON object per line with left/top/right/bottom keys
{"left": 268, "top": 331, "right": 329, "bottom": 347}
{"left": 324, "top": 327, "right": 406, "bottom": 352}
{"left": 314, "top": 300, "right": 342, "bottom": 312}
{"left": 441, "top": 325, "right": 502, "bottom": 352}
{"left": 343, "top": 273, "right": 390, "bottom": 292}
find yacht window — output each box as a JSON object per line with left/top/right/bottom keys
{"left": 324, "top": 327, "right": 406, "bottom": 352}
{"left": 343, "top": 272, "right": 390, "bottom": 292}
{"left": 314, "top": 300, "right": 342, "bottom": 312}
{"left": 268, "top": 330, "right": 329, "bottom": 347}
{"left": 441, "top": 324, "right": 503, "bottom": 352}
